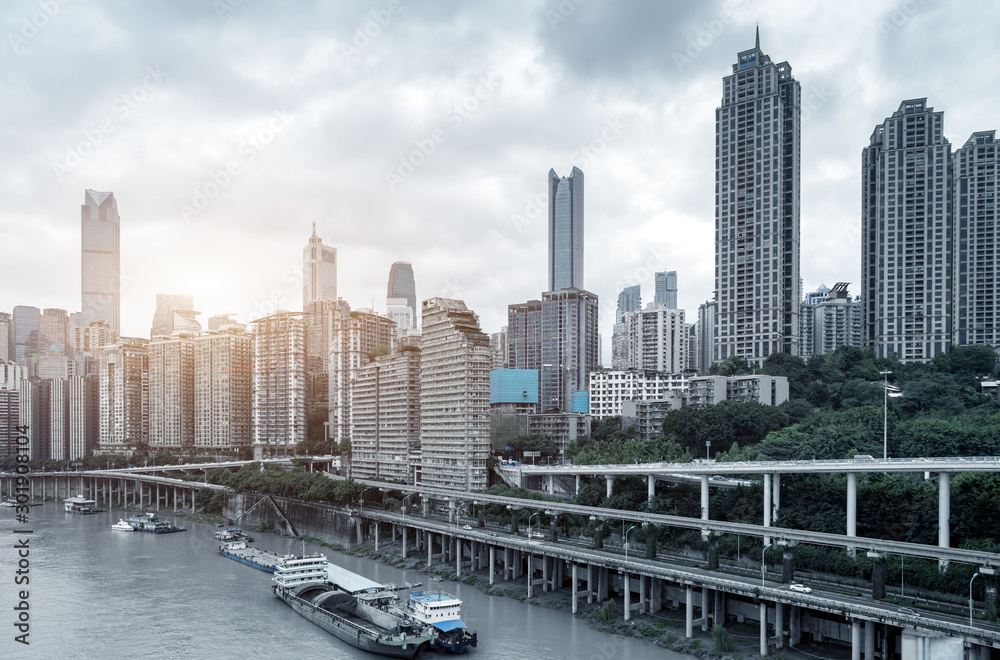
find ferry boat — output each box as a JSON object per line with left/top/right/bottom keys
{"left": 125, "top": 512, "right": 186, "bottom": 534}
{"left": 219, "top": 541, "right": 283, "bottom": 573}
{"left": 272, "top": 554, "right": 437, "bottom": 658}
{"left": 0, "top": 498, "right": 16, "bottom": 508}
{"left": 405, "top": 591, "right": 478, "bottom": 653}
{"left": 111, "top": 519, "right": 136, "bottom": 532}
{"left": 63, "top": 495, "right": 104, "bottom": 514}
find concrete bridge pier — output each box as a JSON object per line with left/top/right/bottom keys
{"left": 864, "top": 620, "right": 875, "bottom": 659}
{"left": 701, "top": 474, "right": 710, "bottom": 539}
{"left": 402, "top": 527, "right": 408, "bottom": 558}
{"left": 851, "top": 621, "right": 861, "bottom": 660}
{"left": 489, "top": 546, "right": 496, "bottom": 585}
{"left": 587, "top": 564, "right": 594, "bottom": 603}
{"left": 701, "top": 587, "right": 710, "bottom": 632}
{"left": 623, "top": 574, "right": 631, "bottom": 621}
{"left": 847, "top": 472, "right": 857, "bottom": 557}
{"left": 789, "top": 605, "right": 801, "bottom": 647}
{"left": 647, "top": 475, "right": 655, "bottom": 502}
{"left": 571, "top": 563, "right": 579, "bottom": 614}
{"left": 760, "top": 602, "right": 768, "bottom": 656}
{"left": 939, "top": 472, "right": 950, "bottom": 570}
{"left": 685, "top": 586, "right": 693, "bottom": 638}
{"left": 763, "top": 473, "right": 772, "bottom": 545}
{"left": 448, "top": 499, "right": 456, "bottom": 524}
{"left": 775, "top": 602, "right": 784, "bottom": 648}
{"left": 773, "top": 472, "right": 781, "bottom": 524}
{"left": 422, "top": 498, "right": 429, "bottom": 517}
{"left": 639, "top": 575, "right": 647, "bottom": 615}
{"left": 598, "top": 567, "right": 609, "bottom": 601}
{"left": 606, "top": 476, "right": 615, "bottom": 498}
{"left": 575, "top": 474, "right": 580, "bottom": 496}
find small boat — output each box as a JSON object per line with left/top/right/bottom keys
{"left": 63, "top": 495, "right": 104, "bottom": 514}
{"left": 112, "top": 519, "right": 135, "bottom": 532}
{"left": 0, "top": 498, "right": 16, "bottom": 508}
{"left": 125, "top": 512, "right": 186, "bottom": 534}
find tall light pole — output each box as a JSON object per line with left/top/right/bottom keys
{"left": 706, "top": 441, "right": 711, "bottom": 461}
{"left": 879, "top": 370, "right": 891, "bottom": 460}
{"left": 971, "top": 572, "right": 980, "bottom": 628}
{"left": 624, "top": 525, "right": 637, "bottom": 563}
{"left": 528, "top": 512, "right": 539, "bottom": 539}
{"left": 762, "top": 543, "right": 772, "bottom": 589}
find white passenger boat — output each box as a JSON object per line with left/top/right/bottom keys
{"left": 112, "top": 519, "right": 135, "bottom": 531}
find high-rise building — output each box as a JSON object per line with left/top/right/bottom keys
{"left": 696, "top": 301, "right": 717, "bottom": 374}
{"left": 862, "top": 99, "right": 952, "bottom": 362}
{"left": 148, "top": 336, "right": 196, "bottom": 449}
{"left": 387, "top": 262, "right": 417, "bottom": 329}
{"left": 540, "top": 288, "right": 600, "bottom": 412}
{"left": 715, "top": 31, "right": 801, "bottom": 365}
{"left": 194, "top": 325, "right": 252, "bottom": 450}
{"left": 612, "top": 286, "right": 641, "bottom": 370}
{"left": 0, "top": 313, "right": 10, "bottom": 363}
{"left": 489, "top": 327, "right": 508, "bottom": 370}
{"left": 800, "top": 282, "right": 862, "bottom": 359}
{"left": 151, "top": 294, "right": 198, "bottom": 338}
{"left": 507, "top": 300, "right": 542, "bottom": 371}
{"left": 654, "top": 271, "right": 678, "bottom": 309}
{"left": 304, "top": 298, "right": 350, "bottom": 425}
{"left": 12, "top": 306, "right": 39, "bottom": 364}
{"left": 953, "top": 131, "right": 998, "bottom": 349}
{"left": 548, "top": 167, "right": 584, "bottom": 291}
{"left": 67, "top": 374, "right": 99, "bottom": 459}
{"left": 328, "top": 308, "right": 396, "bottom": 443}
{"left": 620, "top": 302, "right": 687, "bottom": 373}
{"left": 351, "top": 344, "right": 421, "bottom": 483}
{"left": 419, "top": 298, "right": 490, "bottom": 490}
{"left": 0, "top": 363, "right": 25, "bottom": 458}
{"left": 386, "top": 298, "right": 415, "bottom": 339}
{"left": 251, "top": 311, "right": 306, "bottom": 457}
{"left": 19, "top": 379, "right": 52, "bottom": 460}
{"left": 38, "top": 308, "right": 72, "bottom": 357}
{"left": 99, "top": 338, "right": 149, "bottom": 451}
{"left": 302, "top": 224, "right": 338, "bottom": 309}
{"left": 74, "top": 320, "right": 117, "bottom": 378}
{"left": 81, "top": 189, "right": 121, "bottom": 333}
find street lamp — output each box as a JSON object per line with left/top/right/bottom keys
{"left": 971, "top": 572, "right": 980, "bottom": 628}
{"left": 528, "top": 512, "right": 539, "bottom": 539}
{"left": 878, "top": 371, "right": 902, "bottom": 460}
{"left": 706, "top": 441, "right": 711, "bottom": 461}
{"left": 359, "top": 487, "right": 371, "bottom": 512}
{"left": 624, "top": 525, "right": 637, "bottom": 564}
{"left": 762, "top": 543, "right": 772, "bottom": 589}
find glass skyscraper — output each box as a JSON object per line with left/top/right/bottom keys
{"left": 302, "top": 224, "right": 338, "bottom": 309}
{"left": 714, "top": 31, "right": 801, "bottom": 365}
{"left": 548, "top": 167, "right": 584, "bottom": 292}
{"left": 654, "top": 271, "right": 677, "bottom": 309}
{"left": 81, "top": 189, "right": 121, "bottom": 333}
{"left": 387, "top": 261, "right": 417, "bottom": 328}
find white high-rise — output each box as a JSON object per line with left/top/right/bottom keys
{"left": 81, "top": 189, "right": 121, "bottom": 333}
{"left": 714, "top": 31, "right": 801, "bottom": 365}
{"left": 303, "top": 224, "right": 338, "bottom": 308}
{"left": 251, "top": 311, "right": 306, "bottom": 457}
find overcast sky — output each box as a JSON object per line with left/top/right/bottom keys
{"left": 1, "top": 0, "right": 995, "bottom": 359}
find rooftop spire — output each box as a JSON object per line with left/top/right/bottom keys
{"left": 755, "top": 24, "right": 760, "bottom": 50}
{"left": 311, "top": 222, "right": 317, "bottom": 237}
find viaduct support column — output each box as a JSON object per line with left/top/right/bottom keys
{"left": 864, "top": 620, "right": 875, "bottom": 659}
{"left": 701, "top": 474, "right": 710, "bottom": 539}
{"left": 647, "top": 475, "right": 655, "bottom": 502}
{"left": 623, "top": 573, "right": 630, "bottom": 621}
{"left": 760, "top": 602, "right": 768, "bottom": 657}
{"left": 571, "top": 564, "right": 578, "bottom": 614}
{"left": 938, "top": 472, "right": 950, "bottom": 570}
{"left": 606, "top": 476, "right": 615, "bottom": 498}
{"left": 449, "top": 499, "right": 456, "bottom": 524}
{"left": 773, "top": 472, "right": 781, "bottom": 523}
{"left": 402, "top": 527, "right": 408, "bottom": 559}
{"left": 775, "top": 602, "right": 784, "bottom": 648}
{"left": 685, "top": 586, "right": 693, "bottom": 638}
{"left": 763, "top": 473, "right": 772, "bottom": 545}
{"left": 851, "top": 621, "right": 861, "bottom": 660}
{"left": 489, "top": 546, "right": 496, "bottom": 585}
{"left": 575, "top": 475, "right": 580, "bottom": 496}
{"left": 847, "top": 472, "right": 857, "bottom": 557}
{"left": 427, "top": 535, "right": 432, "bottom": 568}
{"left": 701, "top": 587, "right": 709, "bottom": 632}
{"left": 587, "top": 564, "right": 594, "bottom": 603}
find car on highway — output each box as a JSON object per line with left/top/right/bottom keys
{"left": 789, "top": 584, "right": 812, "bottom": 593}
{"left": 462, "top": 525, "right": 473, "bottom": 530}
{"left": 898, "top": 607, "right": 916, "bottom": 615}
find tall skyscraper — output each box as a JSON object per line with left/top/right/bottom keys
{"left": 387, "top": 262, "right": 417, "bottom": 328}
{"left": 616, "top": 285, "right": 641, "bottom": 322}
{"left": 251, "top": 311, "right": 306, "bottom": 457}
{"left": 540, "top": 288, "right": 600, "bottom": 412}
{"left": 0, "top": 312, "right": 10, "bottom": 362}
{"left": 862, "top": 99, "right": 952, "bottom": 361}
{"left": 81, "top": 189, "right": 121, "bottom": 333}
{"left": 151, "top": 294, "right": 198, "bottom": 338}
{"left": 654, "top": 271, "right": 678, "bottom": 309}
{"left": 548, "top": 167, "right": 584, "bottom": 292}
{"left": 302, "top": 224, "right": 338, "bottom": 309}
{"left": 714, "top": 31, "right": 801, "bottom": 365}
{"left": 419, "top": 298, "right": 490, "bottom": 490}
{"left": 953, "top": 131, "right": 998, "bottom": 349}
{"left": 304, "top": 298, "right": 349, "bottom": 425}
{"left": 12, "top": 305, "right": 39, "bottom": 364}
{"left": 696, "top": 301, "right": 717, "bottom": 374}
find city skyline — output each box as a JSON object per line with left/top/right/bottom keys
{"left": 2, "top": 2, "right": 999, "bottom": 364}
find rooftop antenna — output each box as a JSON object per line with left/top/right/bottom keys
{"left": 755, "top": 24, "right": 760, "bottom": 50}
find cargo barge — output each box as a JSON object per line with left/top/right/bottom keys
{"left": 220, "top": 540, "right": 283, "bottom": 573}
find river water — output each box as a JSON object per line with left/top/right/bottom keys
{"left": 2, "top": 503, "right": 691, "bottom": 660}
